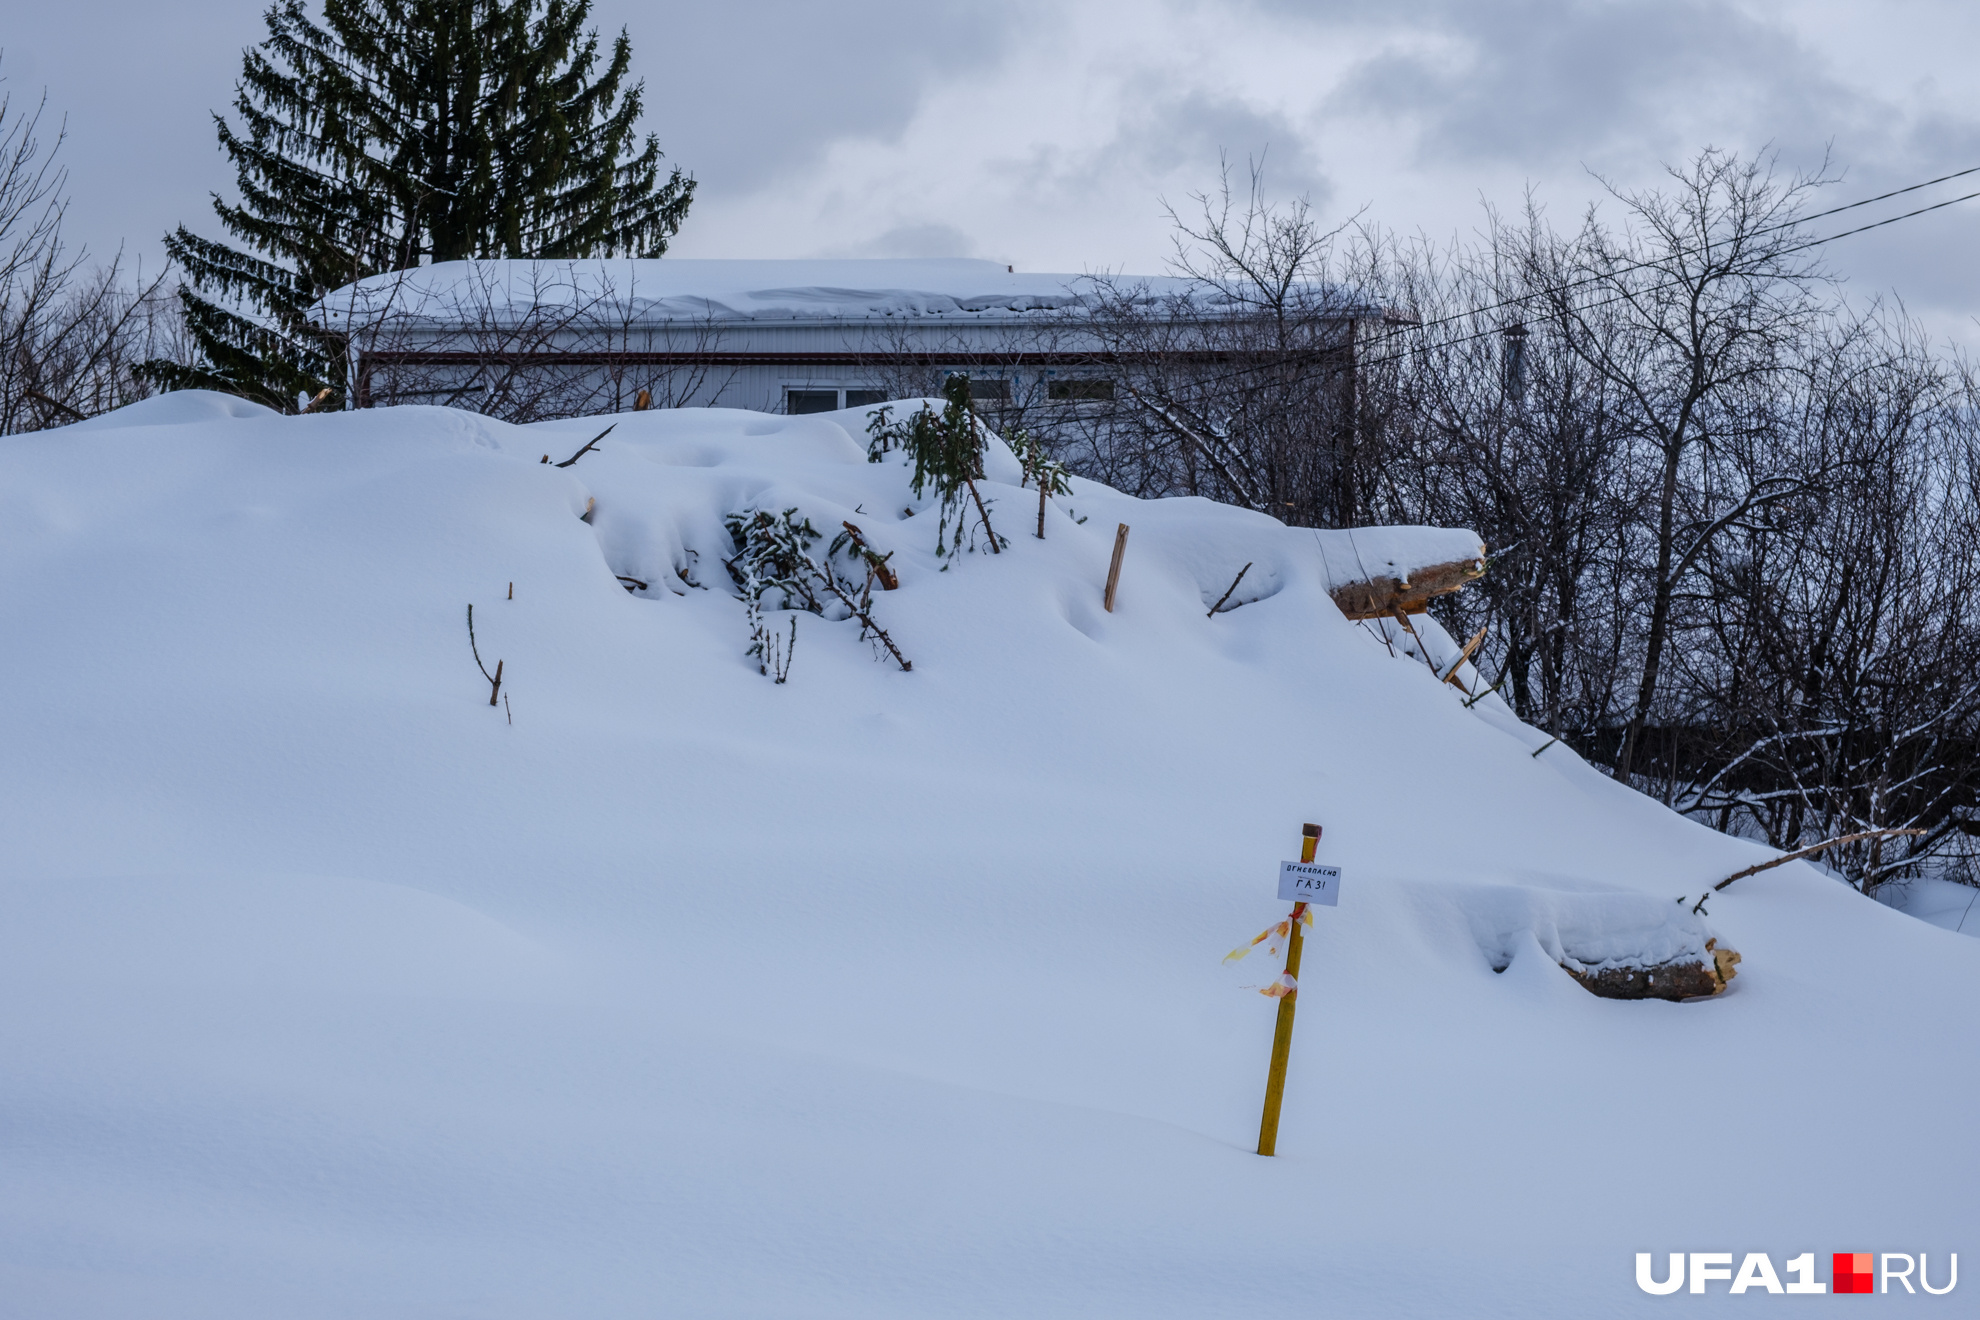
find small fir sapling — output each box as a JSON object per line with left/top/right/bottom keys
{"left": 725, "top": 509, "right": 911, "bottom": 676}
{"left": 865, "top": 377, "right": 1007, "bottom": 558}
{"left": 1006, "top": 428, "right": 1071, "bottom": 539}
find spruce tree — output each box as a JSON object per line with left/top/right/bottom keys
{"left": 143, "top": 0, "right": 693, "bottom": 411}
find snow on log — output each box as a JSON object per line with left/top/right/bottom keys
{"left": 1459, "top": 886, "right": 1742, "bottom": 1002}
{"left": 1314, "top": 526, "right": 1487, "bottom": 619}
{"left": 1563, "top": 939, "right": 1742, "bottom": 1000}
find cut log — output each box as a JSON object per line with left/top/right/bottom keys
{"left": 1330, "top": 554, "right": 1486, "bottom": 620}
{"left": 1563, "top": 938, "right": 1741, "bottom": 1001}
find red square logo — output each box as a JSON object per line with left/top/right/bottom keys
{"left": 1834, "top": 1252, "right": 1875, "bottom": 1294}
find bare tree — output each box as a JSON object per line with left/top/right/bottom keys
{"left": 1353, "top": 151, "right": 1980, "bottom": 892}
{"left": 1072, "top": 157, "right": 1374, "bottom": 526}
{"left": 326, "top": 261, "right": 736, "bottom": 421}
{"left": 0, "top": 71, "right": 182, "bottom": 433}
{"left": 1536, "top": 150, "right": 1833, "bottom": 779}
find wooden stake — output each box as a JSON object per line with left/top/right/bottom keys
{"left": 1103, "top": 523, "right": 1130, "bottom": 612}
{"left": 1258, "top": 822, "right": 1320, "bottom": 1157}
{"left": 1440, "top": 626, "right": 1487, "bottom": 685}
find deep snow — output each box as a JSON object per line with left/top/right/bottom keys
{"left": 313, "top": 256, "right": 1380, "bottom": 329}
{"left": 1, "top": 392, "right": 1974, "bottom": 1317}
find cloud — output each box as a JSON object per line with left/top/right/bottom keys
{"left": 11, "top": 0, "right": 1980, "bottom": 344}
{"left": 1292, "top": 1, "right": 1824, "bottom": 167}
{"left": 824, "top": 222, "right": 981, "bottom": 260}
{"left": 617, "top": 0, "right": 1022, "bottom": 193}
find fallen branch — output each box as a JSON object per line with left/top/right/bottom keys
{"left": 466, "top": 604, "right": 503, "bottom": 707}
{"left": 1712, "top": 828, "right": 1931, "bottom": 892}
{"left": 1389, "top": 608, "right": 1444, "bottom": 681}
{"left": 734, "top": 510, "right": 913, "bottom": 675}
{"left": 826, "top": 576, "right": 912, "bottom": 672}
{"left": 840, "top": 521, "right": 899, "bottom": 590}
{"left": 553, "top": 423, "right": 616, "bottom": 468}
{"left": 616, "top": 575, "right": 649, "bottom": 592}
{"left": 300, "top": 387, "right": 335, "bottom": 414}
{"left": 1207, "top": 562, "right": 1253, "bottom": 617}
{"left": 24, "top": 388, "right": 86, "bottom": 422}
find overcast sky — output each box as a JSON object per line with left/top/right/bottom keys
{"left": 9, "top": 1, "right": 1980, "bottom": 339}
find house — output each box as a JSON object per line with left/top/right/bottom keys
{"left": 314, "top": 258, "right": 1382, "bottom": 424}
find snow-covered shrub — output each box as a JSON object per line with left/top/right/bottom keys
{"left": 725, "top": 508, "right": 911, "bottom": 678}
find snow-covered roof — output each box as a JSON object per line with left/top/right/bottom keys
{"left": 313, "top": 257, "right": 1375, "bottom": 328}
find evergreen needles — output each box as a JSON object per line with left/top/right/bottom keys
{"left": 142, "top": 0, "right": 694, "bottom": 411}
{"left": 726, "top": 509, "right": 911, "bottom": 680}
{"left": 866, "top": 376, "right": 1007, "bottom": 558}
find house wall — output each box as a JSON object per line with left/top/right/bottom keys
{"left": 353, "top": 316, "right": 1116, "bottom": 417}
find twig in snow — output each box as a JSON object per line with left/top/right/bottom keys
{"left": 1462, "top": 680, "right": 1504, "bottom": 709}
{"left": 1390, "top": 608, "right": 1443, "bottom": 679}
{"left": 466, "top": 604, "right": 504, "bottom": 707}
{"left": 1711, "top": 828, "right": 1930, "bottom": 893}
{"left": 1531, "top": 737, "right": 1559, "bottom": 758}
{"left": 1358, "top": 616, "right": 1397, "bottom": 657}
{"left": 553, "top": 423, "right": 616, "bottom": 468}
{"left": 1207, "top": 562, "right": 1253, "bottom": 617}
{"left": 616, "top": 575, "right": 649, "bottom": 592}
{"left": 966, "top": 478, "right": 1001, "bottom": 553}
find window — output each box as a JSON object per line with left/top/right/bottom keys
{"left": 1048, "top": 378, "right": 1114, "bottom": 402}
{"left": 845, "top": 389, "right": 888, "bottom": 408}
{"left": 947, "top": 374, "right": 1009, "bottom": 405}
{"left": 786, "top": 389, "right": 839, "bottom": 415}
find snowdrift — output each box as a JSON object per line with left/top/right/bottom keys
{"left": 1, "top": 394, "right": 1974, "bottom": 1317}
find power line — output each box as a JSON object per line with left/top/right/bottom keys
{"left": 1131, "top": 167, "right": 1980, "bottom": 395}
{"left": 1357, "top": 165, "right": 1980, "bottom": 359}
{"left": 1348, "top": 182, "right": 1980, "bottom": 376}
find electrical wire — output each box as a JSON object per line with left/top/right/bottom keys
{"left": 1395, "top": 162, "right": 1980, "bottom": 344}
{"left": 1120, "top": 166, "right": 1980, "bottom": 397}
